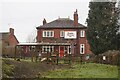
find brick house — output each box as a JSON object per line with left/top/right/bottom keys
{"left": 0, "top": 28, "right": 19, "bottom": 57}
{"left": 36, "top": 10, "right": 92, "bottom": 58}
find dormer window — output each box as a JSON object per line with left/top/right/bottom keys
{"left": 60, "top": 31, "right": 64, "bottom": 37}
{"left": 43, "top": 31, "right": 54, "bottom": 37}
{"left": 80, "top": 30, "right": 85, "bottom": 37}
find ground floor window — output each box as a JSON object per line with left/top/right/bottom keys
{"left": 42, "top": 46, "right": 54, "bottom": 53}
{"left": 67, "top": 46, "right": 71, "bottom": 54}
{"left": 80, "top": 44, "right": 85, "bottom": 54}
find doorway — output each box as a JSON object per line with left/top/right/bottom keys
{"left": 59, "top": 46, "right": 64, "bottom": 57}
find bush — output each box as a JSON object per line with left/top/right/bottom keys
{"left": 2, "top": 60, "right": 15, "bottom": 78}
{"left": 93, "top": 50, "right": 120, "bottom": 65}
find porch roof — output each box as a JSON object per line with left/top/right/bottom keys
{"left": 17, "top": 42, "right": 74, "bottom": 46}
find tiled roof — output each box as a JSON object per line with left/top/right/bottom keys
{"left": 37, "top": 18, "right": 86, "bottom": 29}
{"left": 0, "top": 32, "right": 19, "bottom": 43}
{"left": 0, "top": 33, "right": 9, "bottom": 40}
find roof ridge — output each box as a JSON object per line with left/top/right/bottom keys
{"left": 58, "top": 18, "right": 70, "bottom": 20}
{"left": 0, "top": 32, "right": 9, "bottom": 34}
{"left": 36, "top": 18, "right": 86, "bottom": 29}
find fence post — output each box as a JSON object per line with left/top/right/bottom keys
{"left": 14, "top": 46, "right": 17, "bottom": 60}
{"left": 56, "top": 52, "right": 59, "bottom": 65}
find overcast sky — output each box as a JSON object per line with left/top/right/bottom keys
{"left": 1, "top": 0, "right": 92, "bottom": 42}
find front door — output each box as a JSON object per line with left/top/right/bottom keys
{"left": 59, "top": 46, "right": 64, "bottom": 57}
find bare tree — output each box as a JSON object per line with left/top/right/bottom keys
{"left": 26, "top": 29, "right": 37, "bottom": 43}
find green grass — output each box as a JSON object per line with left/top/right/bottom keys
{"left": 2, "top": 58, "right": 119, "bottom": 78}
{"left": 2, "top": 59, "right": 15, "bottom": 78}
{"left": 43, "top": 63, "right": 118, "bottom": 78}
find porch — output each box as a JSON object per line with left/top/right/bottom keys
{"left": 15, "top": 42, "right": 76, "bottom": 64}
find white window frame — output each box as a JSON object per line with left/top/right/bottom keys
{"left": 42, "top": 46, "right": 54, "bottom": 53}
{"left": 80, "top": 44, "right": 85, "bottom": 54}
{"left": 47, "top": 31, "right": 49, "bottom": 37}
{"left": 43, "top": 31, "right": 46, "bottom": 37}
{"left": 67, "top": 46, "right": 71, "bottom": 54}
{"left": 60, "top": 31, "right": 64, "bottom": 37}
{"left": 80, "top": 30, "right": 85, "bottom": 37}
{"left": 43, "top": 31, "right": 54, "bottom": 37}
{"left": 52, "top": 46, "right": 54, "bottom": 52}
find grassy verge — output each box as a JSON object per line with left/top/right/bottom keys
{"left": 2, "top": 59, "right": 15, "bottom": 78}
{"left": 43, "top": 63, "right": 118, "bottom": 78}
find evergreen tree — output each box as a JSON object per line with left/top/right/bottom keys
{"left": 116, "top": 0, "right": 120, "bottom": 50}
{"left": 118, "top": 0, "right": 120, "bottom": 26}
{"left": 86, "top": 1, "right": 119, "bottom": 55}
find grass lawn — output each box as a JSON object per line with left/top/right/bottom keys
{"left": 43, "top": 63, "right": 118, "bottom": 78}
{"left": 2, "top": 58, "right": 119, "bottom": 78}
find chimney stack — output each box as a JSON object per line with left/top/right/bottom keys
{"left": 43, "top": 18, "right": 47, "bottom": 25}
{"left": 9, "top": 28, "right": 14, "bottom": 35}
{"left": 74, "top": 9, "right": 78, "bottom": 27}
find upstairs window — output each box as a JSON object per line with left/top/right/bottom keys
{"left": 60, "top": 31, "right": 64, "bottom": 37}
{"left": 43, "top": 31, "right": 54, "bottom": 37}
{"left": 80, "top": 30, "right": 85, "bottom": 37}
{"left": 43, "top": 31, "right": 46, "bottom": 37}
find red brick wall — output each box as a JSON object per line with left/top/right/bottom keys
{"left": 9, "top": 34, "right": 19, "bottom": 46}
{"left": 54, "top": 29, "right": 60, "bottom": 38}
{"left": 9, "top": 28, "right": 19, "bottom": 46}
{"left": 37, "top": 28, "right": 92, "bottom": 55}
{"left": 8, "top": 32, "right": 19, "bottom": 57}
{"left": 37, "top": 29, "right": 42, "bottom": 42}
{"left": 2, "top": 28, "right": 19, "bottom": 57}
{"left": 79, "top": 29, "right": 87, "bottom": 54}
{"left": 79, "top": 29, "right": 92, "bottom": 54}
{"left": 74, "top": 10, "right": 78, "bottom": 27}
{"left": 37, "top": 29, "right": 79, "bottom": 40}
{"left": 86, "top": 40, "right": 92, "bottom": 54}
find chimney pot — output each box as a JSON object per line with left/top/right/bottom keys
{"left": 74, "top": 9, "right": 78, "bottom": 27}
{"left": 43, "top": 18, "right": 47, "bottom": 25}
{"left": 9, "top": 28, "right": 14, "bottom": 35}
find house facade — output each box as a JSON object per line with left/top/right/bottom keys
{"left": 0, "top": 28, "right": 19, "bottom": 57}
{"left": 36, "top": 10, "right": 91, "bottom": 57}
